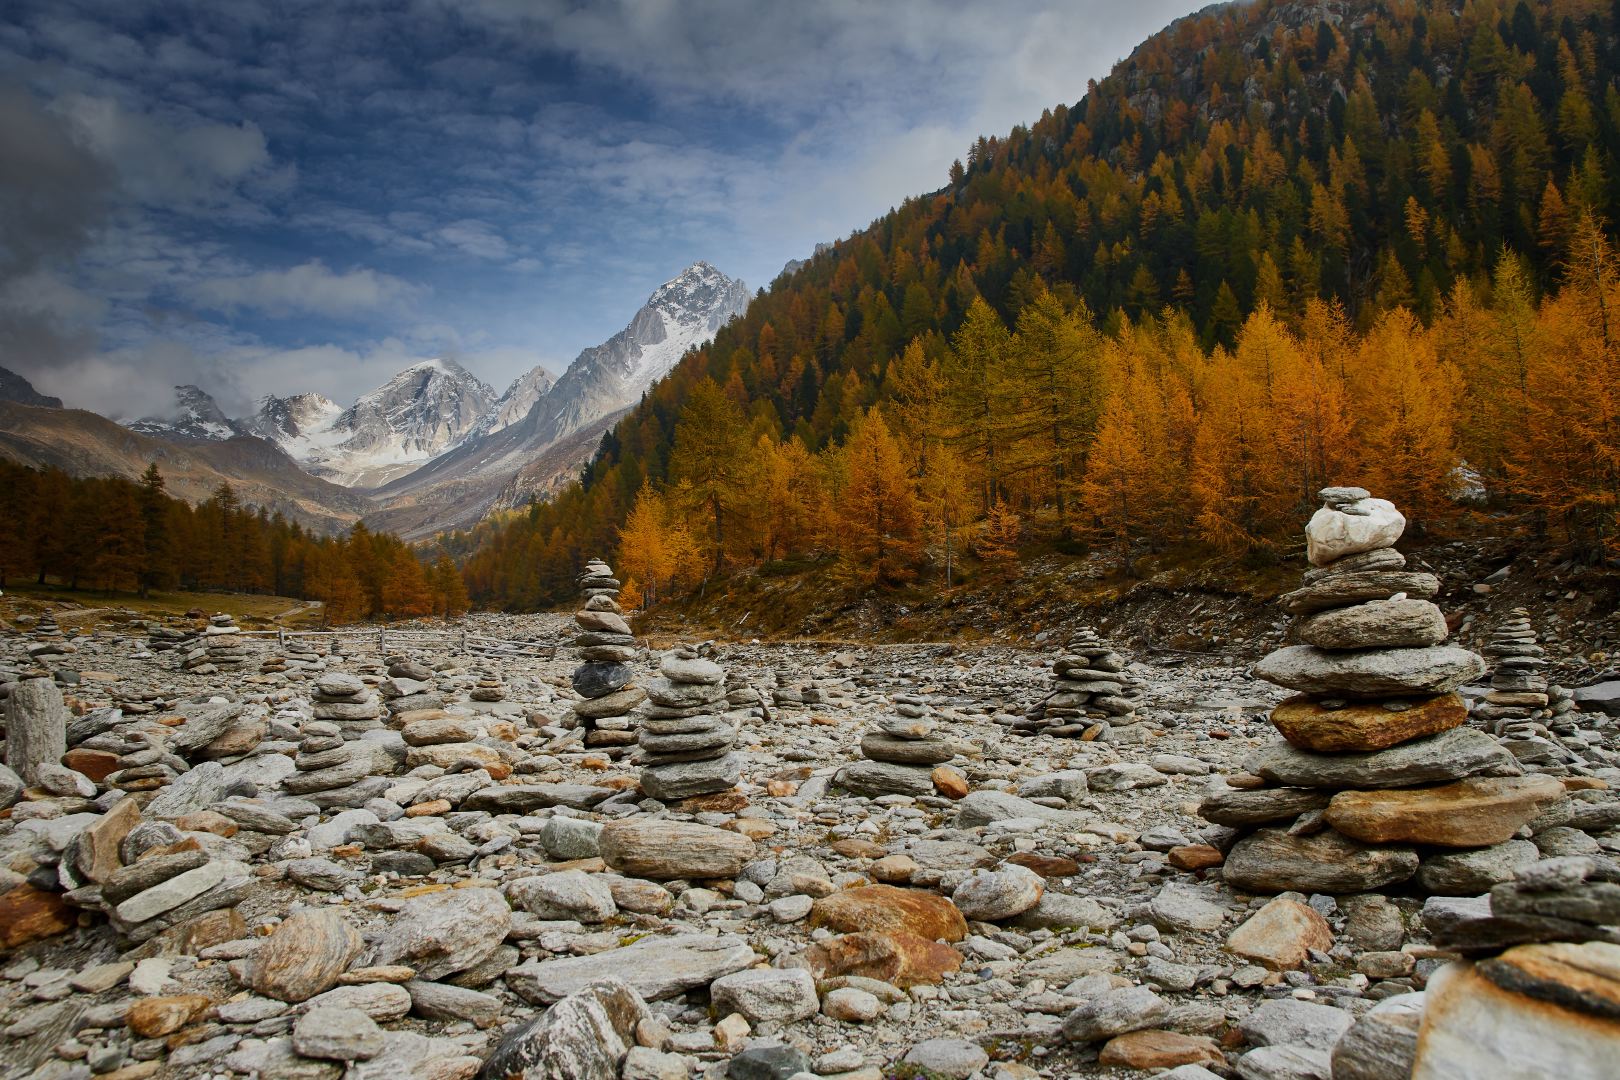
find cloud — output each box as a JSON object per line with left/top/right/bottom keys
{"left": 0, "top": 85, "right": 114, "bottom": 275}
{"left": 187, "top": 260, "right": 425, "bottom": 317}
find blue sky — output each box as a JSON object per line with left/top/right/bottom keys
{"left": 0, "top": 0, "right": 1201, "bottom": 419}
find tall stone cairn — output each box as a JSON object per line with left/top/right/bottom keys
{"left": 1016, "top": 627, "right": 1141, "bottom": 738}
{"left": 637, "top": 645, "right": 739, "bottom": 801}
{"left": 1204, "top": 487, "right": 1570, "bottom": 896}
{"left": 571, "top": 559, "right": 644, "bottom": 752}
{"left": 837, "top": 698, "right": 959, "bottom": 798}
{"left": 1474, "top": 608, "right": 1584, "bottom": 764}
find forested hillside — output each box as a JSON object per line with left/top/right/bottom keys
{"left": 0, "top": 461, "right": 468, "bottom": 623}
{"left": 461, "top": 0, "right": 1620, "bottom": 610}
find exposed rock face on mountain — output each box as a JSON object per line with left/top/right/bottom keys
{"left": 369, "top": 262, "right": 749, "bottom": 537}
{"left": 125, "top": 386, "right": 251, "bottom": 443}
{"left": 480, "top": 366, "right": 557, "bottom": 437}
{"left": 255, "top": 359, "right": 497, "bottom": 489}
{"left": 0, "top": 366, "right": 62, "bottom": 408}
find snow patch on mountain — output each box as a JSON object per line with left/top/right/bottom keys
{"left": 480, "top": 365, "right": 556, "bottom": 436}
{"left": 125, "top": 386, "right": 249, "bottom": 442}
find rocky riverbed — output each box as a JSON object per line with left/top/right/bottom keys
{"left": 3, "top": 583, "right": 1620, "bottom": 1080}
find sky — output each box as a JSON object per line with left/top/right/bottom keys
{"left": 0, "top": 0, "right": 1204, "bottom": 420}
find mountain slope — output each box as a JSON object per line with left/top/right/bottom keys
{"left": 460, "top": 0, "right": 1620, "bottom": 607}
{"left": 0, "top": 367, "right": 62, "bottom": 408}
{"left": 370, "top": 262, "right": 749, "bottom": 537}
{"left": 0, "top": 400, "right": 371, "bottom": 532}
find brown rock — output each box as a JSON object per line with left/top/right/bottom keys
{"left": 1006, "top": 853, "right": 1082, "bottom": 878}
{"left": 805, "top": 931, "right": 962, "bottom": 987}
{"left": 830, "top": 839, "right": 886, "bottom": 859}
{"left": 175, "top": 810, "right": 238, "bottom": 837}
{"left": 869, "top": 855, "right": 918, "bottom": 883}
{"left": 809, "top": 885, "right": 968, "bottom": 942}
{"left": 1477, "top": 941, "right": 1620, "bottom": 1016}
{"left": 931, "top": 765, "right": 969, "bottom": 800}
{"left": 1326, "top": 775, "right": 1567, "bottom": 848}
{"left": 598, "top": 819, "right": 754, "bottom": 880}
{"left": 0, "top": 885, "right": 75, "bottom": 947}
{"left": 78, "top": 796, "right": 141, "bottom": 884}
{"left": 1168, "top": 845, "right": 1225, "bottom": 871}
{"left": 405, "top": 800, "right": 451, "bottom": 817}
{"left": 1098, "top": 1030, "right": 1225, "bottom": 1069}
{"left": 161, "top": 907, "right": 246, "bottom": 956}
{"left": 240, "top": 908, "right": 363, "bottom": 1002}
{"left": 1227, "top": 897, "right": 1334, "bottom": 971}
{"left": 63, "top": 747, "right": 121, "bottom": 783}
{"left": 126, "top": 995, "right": 212, "bottom": 1038}
{"left": 1270, "top": 693, "right": 1468, "bottom": 753}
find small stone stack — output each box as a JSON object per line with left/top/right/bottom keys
{"left": 1476, "top": 609, "right": 1550, "bottom": 744}
{"left": 282, "top": 721, "right": 394, "bottom": 809}
{"left": 838, "top": 707, "right": 958, "bottom": 797}
{"left": 469, "top": 670, "right": 505, "bottom": 702}
{"left": 204, "top": 613, "right": 249, "bottom": 669}
{"left": 570, "top": 559, "right": 644, "bottom": 752}
{"left": 1205, "top": 488, "right": 1569, "bottom": 897}
{"left": 28, "top": 613, "right": 72, "bottom": 666}
{"left": 146, "top": 625, "right": 189, "bottom": 654}
{"left": 1426, "top": 854, "right": 1620, "bottom": 954}
{"left": 310, "top": 672, "right": 383, "bottom": 737}
{"left": 260, "top": 653, "right": 290, "bottom": 675}
{"left": 382, "top": 658, "right": 444, "bottom": 715}
{"left": 724, "top": 670, "right": 763, "bottom": 712}
{"left": 771, "top": 668, "right": 803, "bottom": 709}
{"left": 102, "top": 822, "right": 252, "bottom": 944}
{"left": 638, "top": 645, "right": 739, "bottom": 800}
{"left": 1017, "top": 628, "right": 1141, "bottom": 738}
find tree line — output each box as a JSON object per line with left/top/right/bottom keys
{"left": 454, "top": 0, "right": 1620, "bottom": 609}
{"left": 0, "top": 462, "right": 469, "bottom": 623}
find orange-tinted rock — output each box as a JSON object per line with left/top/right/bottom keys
{"left": 830, "top": 839, "right": 886, "bottom": 860}
{"left": 126, "top": 995, "right": 212, "bottom": 1038}
{"left": 1098, "top": 1030, "right": 1225, "bottom": 1069}
{"left": 931, "top": 766, "right": 969, "bottom": 800}
{"left": 1270, "top": 693, "right": 1467, "bottom": 753}
{"left": 63, "top": 748, "right": 121, "bottom": 783}
{"left": 1006, "top": 853, "right": 1082, "bottom": 878}
{"left": 1227, "top": 897, "right": 1334, "bottom": 971}
{"left": 869, "top": 855, "right": 918, "bottom": 883}
{"left": 0, "top": 885, "right": 75, "bottom": 947}
{"left": 405, "top": 800, "right": 451, "bottom": 817}
{"left": 809, "top": 885, "right": 967, "bottom": 942}
{"left": 175, "top": 810, "right": 237, "bottom": 837}
{"left": 1326, "top": 775, "right": 1567, "bottom": 848}
{"left": 806, "top": 931, "right": 962, "bottom": 987}
{"left": 78, "top": 795, "right": 141, "bottom": 883}
{"left": 1167, "top": 845, "right": 1225, "bottom": 871}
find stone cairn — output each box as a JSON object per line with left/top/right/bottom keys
{"left": 310, "top": 671, "right": 383, "bottom": 737}
{"left": 637, "top": 645, "right": 739, "bottom": 801}
{"left": 570, "top": 558, "right": 644, "bottom": 752}
{"left": 145, "top": 624, "right": 189, "bottom": 654}
{"left": 183, "top": 613, "right": 248, "bottom": 674}
{"left": 100, "top": 816, "right": 252, "bottom": 944}
{"left": 1474, "top": 608, "right": 1585, "bottom": 764}
{"left": 382, "top": 657, "right": 444, "bottom": 715}
{"left": 470, "top": 669, "right": 506, "bottom": 702}
{"left": 1015, "top": 627, "right": 1141, "bottom": 738}
{"left": 1204, "top": 487, "right": 1570, "bottom": 897}
{"left": 28, "top": 612, "right": 72, "bottom": 667}
{"left": 283, "top": 719, "right": 394, "bottom": 810}
{"left": 837, "top": 697, "right": 958, "bottom": 797}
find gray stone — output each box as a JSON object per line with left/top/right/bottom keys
{"left": 404, "top": 980, "right": 503, "bottom": 1028}
{"left": 1200, "top": 786, "right": 1332, "bottom": 826}
{"left": 1280, "top": 571, "right": 1438, "bottom": 616}
{"left": 1329, "top": 992, "right": 1423, "bottom": 1080}
{"left": 639, "top": 754, "right": 741, "bottom": 800}
{"left": 506, "top": 870, "right": 617, "bottom": 923}
{"left": 1149, "top": 882, "right": 1228, "bottom": 933}
{"left": 4, "top": 677, "right": 66, "bottom": 784}
{"left": 1235, "top": 1044, "right": 1333, "bottom": 1080}
{"left": 1418, "top": 840, "right": 1542, "bottom": 895}
{"left": 147, "top": 761, "right": 231, "bottom": 817}
{"left": 1238, "top": 998, "right": 1353, "bottom": 1051}
{"left": 572, "top": 663, "right": 633, "bottom": 699}
{"left": 952, "top": 865, "right": 1044, "bottom": 921}
{"left": 954, "top": 789, "right": 1096, "bottom": 828}
{"left": 727, "top": 1045, "right": 811, "bottom": 1080}
{"left": 504, "top": 934, "right": 756, "bottom": 1004}
{"left": 1296, "top": 598, "right": 1448, "bottom": 650}
{"left": 709, "top": 968, "right": 819, "bottom": 1024}
{"left": 292, "top": 1006, "right": 383, "bottom": 1061}
{"left": 900, "top": 1038, "right": 989, "bottom": 1080}
{"left": 860, "top": 733, "right": 955, "bottom": 765}
{"left": 836, "top": 760, "right": 933, "bottom": 797}
{"left": 477, "top": 978, "right": 648, "bottom": 1080}
{"left": 1223, "top": 829, "right": 1418, "bottom": 894}
{"left": 539, "top": 816, "right": 602, "bottom": 860}
{"left": 1061, "top": 984, "right": 1169, "bottom": 1042}
{"left": 239, "top": 907, "right": 364, "bottom": 1003}
{"left": 369, "top": 887, "right": 511, "bottom": 980}
{"left": 659, "top": 655, "right": 724, "bottom": 685}
{"left": 1247, "top": 728, "right": 1515, "bottom": 789}
{"left": 1255, "top": 645, "right": 1484, "bottom": 698}
{"left": 346, "top": 1032, "right": 479, "bottom": 1080}
{"left": 113, "top": 860, "right": 236, "bottom": 923}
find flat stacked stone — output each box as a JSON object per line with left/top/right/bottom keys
{"left": 146, "top": 626, "right": 189, "bottom": 654}
{"left": 28, "top": 613, "right": 73, "bottom": 665}
{"left": 283, "top": 721, "right": 396, "bottom": 809}
{"left": 1017, "top": 627, "right": 1141, "bottom": 738}
{"left": 837, "top": 702, "right": 958, "bottom": 797}
{"left": 310, "top": 672, "right": 383, "bottom": 736}
{"left": 1207, "top": 488, "right": 1566, "bottom": 896}
{"left": 570, "top": 559, "right": 644, "bottom": 752}
{"left": 381, "top": 658, "right": 444, "bottom": 715}
{"left": 260, "top": 653, "right": 290, "bottom": 675}
{"left": 101, "top": 821, "right": 252, "bottom": 944}
{"left": 1425, "top": 854, "right": 1620, "bottom": 954}
{"left": 771, "top": 669, "right": 803, "bottom": 708}
{"left": 204, "top": 614, "right": 249, "bottom": 670}
{"left": 637, "top": 646, "right": 738, "bottom": 800}
{"left": 1472, "top": 609, "right": 1590, "bottom": 771}
{"left": 469, "top": 671, "right": 505, "bottom": 702}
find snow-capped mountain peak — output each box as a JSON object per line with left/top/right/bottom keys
{"left": 125, "top": 385, "right": 247, "bottom": 442}
{"left": 481, "top": 365, "right": 557, "bottom": 436}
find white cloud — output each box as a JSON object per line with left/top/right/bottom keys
{"left": 187, "top": 260, "right": 425, "bottom": 317}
